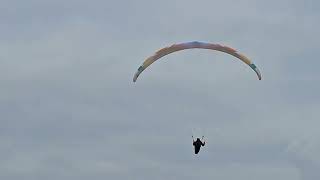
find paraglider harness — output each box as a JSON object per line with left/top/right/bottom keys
{"left": 192, "top": 136, "right": 205, "bottom": 154}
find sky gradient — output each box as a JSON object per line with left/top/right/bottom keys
{"left": 1, "top": 0, "right": 320, "bottom": 179}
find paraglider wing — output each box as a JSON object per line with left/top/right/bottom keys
{"left": 133, "top": 41, "right": 262, "bottom": 82}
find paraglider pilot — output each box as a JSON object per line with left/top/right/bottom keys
{"left": 192, "top": 136, "right": 205, "bottom": 154}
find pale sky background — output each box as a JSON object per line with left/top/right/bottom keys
{"left": 1, "top": 0, "right": 320, "bottom": 180}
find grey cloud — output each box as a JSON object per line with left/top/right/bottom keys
{"left": 1, "top": 0, "right": 320, "bottom": 179}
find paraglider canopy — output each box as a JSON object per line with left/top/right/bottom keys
{"left": 133, "top": 41, "right": 262, "bottom": 82}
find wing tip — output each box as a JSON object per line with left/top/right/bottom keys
{"left": 133, "top": 75, "right": 138, "bottom": 82}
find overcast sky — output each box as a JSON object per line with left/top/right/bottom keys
{"left": 1, "top": 0, "right": 320, "bottom": 180}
